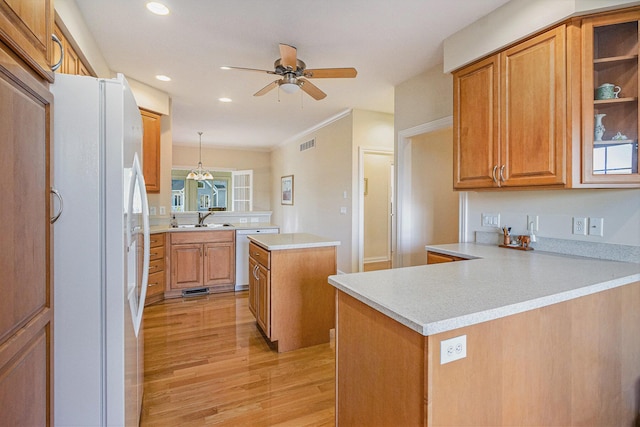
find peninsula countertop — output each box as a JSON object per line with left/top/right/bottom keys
{"left": 328, "top": 243, "right": 640, "bottom": 336}
{"left": 248, "top": 233, "right": 341, "bottom": 251}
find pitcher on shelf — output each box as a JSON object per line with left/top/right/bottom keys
{"left": 594, "top": 113, "right": 606, "bottom": 141}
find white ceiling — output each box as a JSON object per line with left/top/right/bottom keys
{"left": 74, "top": 0, "right": 511, "bottom": 149}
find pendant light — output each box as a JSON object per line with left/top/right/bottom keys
{"left": 186, "top": 131, "right": 213, "bottom": 181}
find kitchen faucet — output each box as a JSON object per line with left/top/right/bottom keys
{"left": 197, "top": 211, "right": 213, "bottom": 226}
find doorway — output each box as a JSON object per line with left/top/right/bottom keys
{"left": 396, "top": 117, "right": 465, "bottom": 267}
{"left": 359, "top": 149, "right": 394, "bottom": 272}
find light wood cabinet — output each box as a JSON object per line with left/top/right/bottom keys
{"left": 248, "top": 241, "right": 336, "bottom": 353}
{"left": 140, "top": 109, "right": 161, "bottom": 193}
{"left": 249, "top": 243, "right": 271, "bottom": 337}
{"left": 52, "top": 22, "right": 95, "bottom": 77}
{"left": 454, "top": 25, "right": 568, "bottom": 189}
{"left": 426, "top": 251, "right": 466, "bottom": 264}
{"left": 146, "top": 233, "right": 166, "bottom": 306}
{"left": 168, "top": 230, "right": 235, "bottom": 297}
{"left": 336, "top": 281, "right": 640, "bottom": 426}
{"left": 0, "top": 0, "right": 54, "bottom": 82}
{"left": 581, "top": 8, "right": 640, "bottom": 186}
{"left": 0, "top": 11, "right": 53, "bottom": 425}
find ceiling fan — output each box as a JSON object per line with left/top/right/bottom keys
{"left": 224, "top": 43, "right": 357, "bottom": 100}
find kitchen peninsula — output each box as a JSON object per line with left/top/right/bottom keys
{"left": 328, "top": 244, "right": 640, "bottom": 426}
{"left": 248, "top": 233, "right": 340, "bottom": 352}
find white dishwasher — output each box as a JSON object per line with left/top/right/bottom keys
{"left": 235, "top": 227, "right": 279, "bottom": 291}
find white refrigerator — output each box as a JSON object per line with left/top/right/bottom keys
{"left": 52, "top": 73, "right": 150, "bottom": 426}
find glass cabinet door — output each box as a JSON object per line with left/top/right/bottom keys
{"left": 582, "top": 9, "right": 640, "bottom": 184}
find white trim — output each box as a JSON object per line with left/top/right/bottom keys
{"left": 279, "top": 108, "right": 353, "bottom": 147}
{"left": 396, "top": 116, "right": 465, "bottom": 267}
{"left": 358, "top": 147, "right": 394, "bottom": 272}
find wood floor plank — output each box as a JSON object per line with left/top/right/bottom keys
{"left": 141, "top": 292, "right": 335, "bottom": 426}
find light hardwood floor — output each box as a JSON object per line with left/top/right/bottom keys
{"left": 141, "top": 292, "right": 335, "bottom": 426}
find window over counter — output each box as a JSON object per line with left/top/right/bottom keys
{"left": 171, "top": 169, "right": 252, "bottom": 212}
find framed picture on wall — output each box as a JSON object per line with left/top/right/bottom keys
{"left": 281, "top": 175, "right": 294, "bottom": 205}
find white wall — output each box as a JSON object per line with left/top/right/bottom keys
{"left": 271, "top": 113, "right": 354, "bottom": 273}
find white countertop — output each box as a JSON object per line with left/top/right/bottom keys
{"left": 248, "top": 233, "right": 341, "bottom": 251}
{"left": 328, "top": 243, "right": 640, "bottom": 336}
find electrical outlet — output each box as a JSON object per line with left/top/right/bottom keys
{"left": 239, "top": 218, "right": 248, "bottom": 223}
{"left": 149, "top": 206, "right": 156, "bottom": 216}
{"left": 481, "top": 213, "right": 500, "bottom": 228}
{"left": 589, "top": 217, "right": 604, "bottom": 236}
{"left": 159, "top": 206, "right": 166, "bottom": 215}
{"left": 572, "top": 217, "right": 587, "bottom": 235}
{"left": 440, "top": 335, "right": 467, "bottom": 365}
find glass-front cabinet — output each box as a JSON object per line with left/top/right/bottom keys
{"left": 582, "top": 8, "right": 640, "bottom": 185}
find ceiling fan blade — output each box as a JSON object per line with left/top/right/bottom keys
{"left": 223, "top": 66, "right": 276, "bottom": 74}
{"left": 254, "top": 80, "right": 280, "bottom": 96}
{"left": 303, "top": 68, "right": 358, "bottom": 79}
{"left": 279, "top": 43, "right": 298, "bottom": 70}
{"left": 299, "top": 78, "right": 326, "bottom": 100}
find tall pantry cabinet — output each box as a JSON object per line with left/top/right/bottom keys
{"left": 0, "top": 1, "right": 55, "bottom": 425}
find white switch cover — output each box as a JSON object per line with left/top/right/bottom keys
{"left": 159, "top": 206, "right": 166, "bottom": 215}
{"left": 149, "top": 206, "right": 156, "bottom": 216}
{"left": 340, "top": 207, "right": 347, "bottom": 215}
{"left": 440, "top": 335, "right": 467, "bottom": 365}
{"left": 481, "top": 213, "right": 500, "bottom": 228}
{"left": 589, "top": 217, "right": 604, "bottom": 236}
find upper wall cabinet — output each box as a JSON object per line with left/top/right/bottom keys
{"left": 0, "top": 0, "right": 54, "bottom": 82}
{"left": 454, "top": 25, "right": 568, "bottom": 189}
{"left": 581, "top": 8, "right": 640, "bottom": 186}
{"left": 141, "top": 108, "right": 162, "bottom": 193}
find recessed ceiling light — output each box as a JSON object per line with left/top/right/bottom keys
{"left": 155, "top": 75, "right": 171, "bottom": 82}
{"left": 146, "top": 2, "right": 169, "bottom": 15}
{"left": 218, "top": 97, "right": 232, "bottom": 103}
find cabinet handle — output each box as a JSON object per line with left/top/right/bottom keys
{"left": 499, "top": 165, "right": 506, "bottom": 182}
{"left": 491, "top": 165, "right": 498, "bottom": 184}
{"left": 50, "top": 188, "right": 63, "bottom": 223}
{"left": 51, "top": 34, "right": 64, "bottom": 71}
{"left": 148, "top": 282, "right": 158, "bottom": 287}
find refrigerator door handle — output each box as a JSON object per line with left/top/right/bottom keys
{"left": 50, "top": 188, "right": 63, "bottom": 223}
{"left": 127, "top": 153, "right": 150, "bottom": 337}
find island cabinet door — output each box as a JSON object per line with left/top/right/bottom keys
{"left": 203, "top": 242, "right": 235, "bottom": 286}
{"left": 248, "top": 257, "right": 258, "bottom": 316}
{"left": 170, "top": 243, "right": 203, "bottom": 289}
{"left": 256, "top": 264, "right": 271, "bottom": 338}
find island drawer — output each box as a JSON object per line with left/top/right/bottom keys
{"left": 249, "top": 242, "right": 270, "bottom": 269}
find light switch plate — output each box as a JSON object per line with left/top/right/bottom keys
{"left": 589, "top": 217, "right": 604, "bottom": 236}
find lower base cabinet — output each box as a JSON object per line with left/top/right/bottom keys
{"left": 166, "top": 230, "right": 235, "bottom": 298}
{"left": 145, "top": 233, "right": 165, "bottom": 306}
{"left": 248, "top": 242, "right": 336, "bottom": 352}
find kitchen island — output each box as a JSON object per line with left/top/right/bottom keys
{"left": 328, "top": 243, "right": 640, "bottom": 426}
{"left": 248, "top": 233, "right": 340, "bottom": 352}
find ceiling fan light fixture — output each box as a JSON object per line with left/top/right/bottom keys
{"left": 280, "top": 82, "right": 300, "bottom": 94}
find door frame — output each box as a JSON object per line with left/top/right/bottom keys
{"left": 358, "top": 147, "right": 394, "bottom": 272}
{"left": 396, "top": 116, "right": 469, "bottom": 268}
